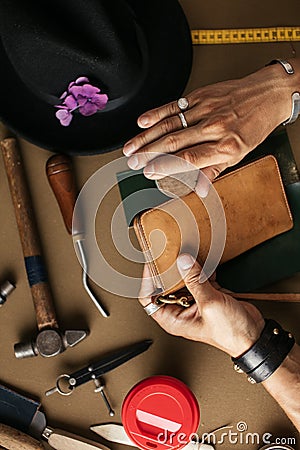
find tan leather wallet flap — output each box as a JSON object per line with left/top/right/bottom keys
{"left": 134, "top": 156, "right": 293, "bottom": 294}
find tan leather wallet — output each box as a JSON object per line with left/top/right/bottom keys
{"left": 134, "top": 155, "right": 296, "bottom": 301}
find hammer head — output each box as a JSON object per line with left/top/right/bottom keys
{"left": 14, "top": 329, "right": 88, "bottom": 359}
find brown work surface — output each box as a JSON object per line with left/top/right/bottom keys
{"left": 1, "top": 1, "right": 300, "bottom": 449}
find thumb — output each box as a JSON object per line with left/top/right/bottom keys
{"left": 195, "top": 164, "right": 227, "bottom": 197}
{"left": 176, "top": 254, "right": 218, "bottom": 308}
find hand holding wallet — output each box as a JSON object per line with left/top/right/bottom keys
{"left": 134, "top": 156, "right": 298, "bottom": 300}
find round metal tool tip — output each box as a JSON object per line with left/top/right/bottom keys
{"left": 0, "top": 280, "right": 16, "bottom": 305}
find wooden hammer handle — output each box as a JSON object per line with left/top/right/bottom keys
{"left": 46, "top": 154, "right": 78, "bottom": 235}
{"left": 1, "top": 138, "right": 58, "bottom": 330}
{"left": 0, "top": 424, "right": 43, "bottom": 450}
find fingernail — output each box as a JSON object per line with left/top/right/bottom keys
{"left": 144, "top": 165, "right": 165, "bottom": 180}
{"left": 195, "top": 173, "right": 211, "bottom": 198}
{"left": 143, "top": 164, "right": 155, "bottom": 178}
{"left": 139, "top": 115, "right": 150, "bottom": 128}
{"left": 127, "top": 155, "right": 139, "bottom": 170}
{"left": 123, "top": 142, "right": 136, "bottom": 156}
{"left": 177, "top": 254, "right": 195, "bottom": 271}
{"left": 195, "top": 183, "right": 210, "bottom": 198}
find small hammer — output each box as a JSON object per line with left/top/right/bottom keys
{"left": 0, "top": 136, "right": 88, "bottom": 358}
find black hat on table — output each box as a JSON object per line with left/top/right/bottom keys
{"left": 0, "top": 0, "right": 192, "bottom": 155}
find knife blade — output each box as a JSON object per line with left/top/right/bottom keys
{"left": 90, "top": 424, "right": 214, "bottom": 450}
{"left": 90, "top": 424, "right": 134, "bottom": 446}
{"left": 0, "top": 383, "right": 110, "bottom": 450}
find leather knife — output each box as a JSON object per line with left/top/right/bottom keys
{"left": 90, "top": 423, "right": 214, "bottom": 450}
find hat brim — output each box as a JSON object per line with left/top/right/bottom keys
{"left": 0, "top": 0, "right": 192, "bottom": 155}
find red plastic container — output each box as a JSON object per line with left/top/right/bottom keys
{"left": 122, "top": 375, "right": 200, "bottom": 450}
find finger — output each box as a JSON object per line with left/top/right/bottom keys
{"left": 176, "top": 254, "right": 220, "bottom": 311}
{"left": 127, "top": 122, "right": 227, "bottom": 171}
{"left": 124, "top": 102, "right": 209, "bottom": 157}
{"left": 142, "top": 142, "right": 227, "bottom": 179}
{"left": 137, "top": 96, "right": 195, "bottom": 129}
{"left": 138, "top": 264, "right": 156, "bottom": 304}
{"left": 124, "top": 115, "right": 183, "bottom": 157}
{"left": 138, "top": 265, "right": 187, "bottom": 326}
{"left": 195, "top": 163, "right": 228, "bottom": 198}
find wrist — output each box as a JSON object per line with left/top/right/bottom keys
{"left": 231, "top": 319, "right": 295, "bottom": 384}
{"left": 265, "top": 58, "right": 300, "bottom": 124}
{"left": 228, "top": 303, "right": 265, "bottom": 358}
{"left": 230, "top": 318, "right": 265, "bottom": 358}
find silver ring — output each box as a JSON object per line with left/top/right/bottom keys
{"left": 143, "top": 302, "right": 163, "bottom": 316}
{"left": 177, "top": 97, "right": 189, "bottom": 111}
{"left": 178, "top": 112, "right": 188, "bottom": 128}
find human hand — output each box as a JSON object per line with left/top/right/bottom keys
{"left": 124, "top": 63, "right": 298, "bottom": 184}
{"left": 139, "top": 254, "right": 265, "bottom": 358}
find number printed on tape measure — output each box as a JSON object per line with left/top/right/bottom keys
{"left": 191, "top": 26, "right": 300, "bottom": 44}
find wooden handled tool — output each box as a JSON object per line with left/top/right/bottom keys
{"left": 46, "top": 154, "right": 109, "bottom": 317}
{"left": 0, "top": 423, "right": 112, "bottom": 450}
{"left": 1, "top": 138, "right": 58, "bottom": 330}
{"left": 1, "top": 138, "right": 87, "bottom": 358}
{"left": 0, "top": 424, "right": 43, "bottom": 450}
{"left": 46, "top": 154, "right": 77, "bottom": 235}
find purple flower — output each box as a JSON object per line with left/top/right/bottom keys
{"left": 69, "top": 83, "right": 108, "bottom": 116}
{"left": 55, "top": 77, "right": 108, "bottom": 126}
{"left": 55, "top": 108, "right": 73, "bottom": 127}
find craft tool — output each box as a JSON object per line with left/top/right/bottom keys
{"left": 0, "top": 281, "right": 15, "bottom": 306}
{"left": 46, "top": 154, "right": 109, "bottom": 318}
{"left": 46, "top": 340, "right": 152, "bottom": 416}
{"left": 0, "top": 137, "right": 87, "bottom": 358}
{"left": 191, "top": 26, "right": 300, "bottom": 45}
{"left": 90, "top": 423, "right": 214, "bottom": 450}
{"left": 0, "top": 384, "right": 110, "bottom": 450}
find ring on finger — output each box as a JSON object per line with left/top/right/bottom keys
{"left": 177, "top": 97, "right": 189, "bottom": 111}
{"left": 178, "top": 111, "right": 188, "bottom": 128}
{"left": 143, "top": 301, "right": 164, "bottom": 316}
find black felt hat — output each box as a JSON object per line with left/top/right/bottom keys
{"left": 0, "top": 0, "right": 192, "bottom": 155}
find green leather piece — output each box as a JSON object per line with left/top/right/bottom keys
{"left": 216, "top": 181, "right": 300, "bottom": 291}
{"left": 117, "top": 168, "right": 169, "bottom": 226}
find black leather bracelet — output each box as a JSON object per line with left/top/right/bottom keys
{"left": 232, "top": 319, "right": 295, "bottom": 384}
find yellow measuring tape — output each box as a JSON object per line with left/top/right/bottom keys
{"left": 191, "top": 27, "right": 300, "bottom": 44}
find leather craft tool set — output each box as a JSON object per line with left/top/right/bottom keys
{"left": 1, "top": 103, "right": 299, "bottom": 450}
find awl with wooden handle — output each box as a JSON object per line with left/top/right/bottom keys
{"left": 46, "top": 154, "right": 108, "bottom": 317}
